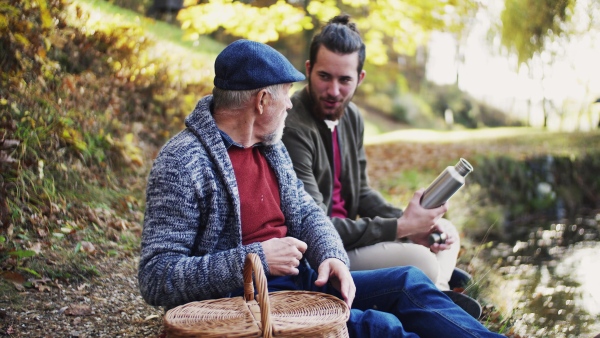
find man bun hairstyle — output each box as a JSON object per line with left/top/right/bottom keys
{"left": 309, "top": 14, "right": 366, "bottom": 74}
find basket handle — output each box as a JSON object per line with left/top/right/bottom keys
{"left": 243, "top": 253, "right": 273, "bottom": 338}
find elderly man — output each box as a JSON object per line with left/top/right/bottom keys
{"left": 138, "top": 39, "right": 503, "bottom": 337}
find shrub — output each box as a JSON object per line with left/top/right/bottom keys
{"left": 0, "top": 0, "right": 208, "bottom": 243}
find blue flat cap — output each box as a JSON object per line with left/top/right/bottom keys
{"left": 214, "top": 39, "right": 305, "bottom": 90}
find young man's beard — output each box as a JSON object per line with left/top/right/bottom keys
{"left": 307, "top": 81, "right": 353, "bottom": 121}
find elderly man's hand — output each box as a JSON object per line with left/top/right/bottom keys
{"left": 314, "top": 258, "right": 355, "bottom": 308}
{"left": 261, "top": 237, "right": 307, "bottom": 276}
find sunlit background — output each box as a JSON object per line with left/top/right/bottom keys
{"left": 427, "top": 0, "right": 600, "bottom": 131}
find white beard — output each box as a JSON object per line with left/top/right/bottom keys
{"left": 261, "top": 112, "right": 287, "bottom": 146}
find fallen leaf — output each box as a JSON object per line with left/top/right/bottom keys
{"left": 29, "top": 242, "right": 42, "bottom": 254}
{"left": 0, "top": 140, "right": 19, "bottom": 149}
{"left": 86, "top": 208, "right": 100, "bottom": 225}
{"left": 108, "top": 219, "right": 128, "bottom": 230}
{"left": 12, "top": 282, "right": 25, "bottom": 291}
{"left": 144, "top": 314, "right": 160, "bottom": 321}
{"left": 0, "top": 150, "right": 17, "bottom": 163}
{"left": 37, "top": 284, "right": 51, "bottom": 292}
{"left": 81, "top": 241, "right": 95, "bottom": 254}
{"left": 31, "top": 277, "right": 51, "bottom": 284}
{"left": 64, "top": 304, "right": 92, "bottom": 316}
{"left": 1, "top": 271, "right": 26, "bottom": 284}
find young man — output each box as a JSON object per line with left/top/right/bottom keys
{"left": 282, "top": 14, "right": 461, "bottom": 290}
{"left": 138, "top": 39, "right": 503, "bottom": 337}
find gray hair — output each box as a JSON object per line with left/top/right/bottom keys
{"left": 212, "top": 84, "right": 285, "bottom": 111}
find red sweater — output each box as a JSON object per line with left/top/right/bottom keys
{"left": 228, "top": 146, "right": 287, "bottom": 245}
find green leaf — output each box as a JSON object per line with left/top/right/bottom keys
{"left": 8, "top": 250, "right": 37, "bottom": 259}
{"left": 17, "top": 267, "right": 41, "bottom": 278}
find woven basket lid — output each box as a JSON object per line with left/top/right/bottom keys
{"left": 164, "top": 254, "right": 349, "bottom": 338}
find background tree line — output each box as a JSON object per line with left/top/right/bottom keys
{"left": 107, "top": 0, "right": 600, "bottom": 129}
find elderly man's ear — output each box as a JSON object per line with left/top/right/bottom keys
{"left": 255, "top": 89, "right": 269, "bottom": 115}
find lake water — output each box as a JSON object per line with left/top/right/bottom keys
{"left": 460, "top": 154, "right": 600, "bottom": 337}
{"left": 481, "top": 215, "right": 600, "bottom": 337}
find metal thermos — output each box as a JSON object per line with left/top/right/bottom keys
{"left": 421, "top": 158, "right": 473, "bottom": 209}
{"left": 422, "top": 158, "right": 473, "bottom": 245}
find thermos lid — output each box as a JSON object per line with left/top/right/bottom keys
{"left": 455, "top": 158, "right": 473, "bottom": 177}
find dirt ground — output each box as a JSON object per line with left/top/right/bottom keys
{"left": 1, "top": 255, "right": 164, "bottom": 338}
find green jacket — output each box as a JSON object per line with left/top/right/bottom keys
{"left": 283, "top": 87, "right": 403, "bottom": 250}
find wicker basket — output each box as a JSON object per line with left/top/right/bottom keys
{"left": 164, "top": 253, "right": 350, "bottom": 338}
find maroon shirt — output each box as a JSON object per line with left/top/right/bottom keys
{"left": 331, "top": 127, "right": 347, "bottom": 218}
{"left": 228, "top": 146, "right": 287, "bottom": 245}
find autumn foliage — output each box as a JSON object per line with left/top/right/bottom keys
{"left": 0, "top": 0, "right": 208, "bottom": 257}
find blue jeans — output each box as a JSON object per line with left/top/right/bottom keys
{"left": 242, "top": 262, "right": 503, "bottom": 338}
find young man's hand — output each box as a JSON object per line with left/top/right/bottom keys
{"left": 315, "top": 258, "right": 355, "bottom": 308}
{"left": 396, "top": 189, "right": 447, "bottom": 239}
{"left": 409, "top": 221, "right": 456, "bottom": 253}
{"left": 261, "top": 237, "right": 307, "bottom": 276}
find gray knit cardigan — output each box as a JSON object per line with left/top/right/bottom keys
{"left": 138, "top": 96, "right": 349, "bottom": 309}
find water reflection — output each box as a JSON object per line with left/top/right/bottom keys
{"left": 492, "top": 242, "right": 600, "bottom": 337}
{"left": 464, "top": 154, "right": 600, "bottom": 336}
{"left": 485, "top": 219, "right": 600, "bottom": 337}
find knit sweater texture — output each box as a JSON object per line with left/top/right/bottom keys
{"left": 138, "top": 96, "right": 348, "bottom": 309}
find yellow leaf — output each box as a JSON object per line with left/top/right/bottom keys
{"left": 13, "top": 33, "right": 30, "bottom": 47}
{"left": 105, "top": 133, "right": 114, "bottom": 145}
{"left": 74, "top": 139, "right": 87, "bottom": 151}
{"left": 40, "top": 10, "right": 53, "bottom": 29}
{"left": 36, "top": 0, "right": 51, "bottom": 22}
{"left": 124, "top": 133, "right": 135, "bottom": 143}
{"left": 0, "top": 14, "right": 7, "bottom": 30}
{"left": 130, "top": 153, "right": 143, "bottom": 167}
{"left": 37, "top": 46, "right": 46, "bottom": 58}
{"left": 341, "top": 0, "right": 369, "bottom": 7}
{"left": 61, "top": 129, "right": 71, "bottom": 139}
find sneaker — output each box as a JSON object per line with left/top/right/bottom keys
{"left": 449, "top": 267, "right": 473, "bottom": 290}
{"left": 442, "top": 290, "right": 482, "bottom": 319}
